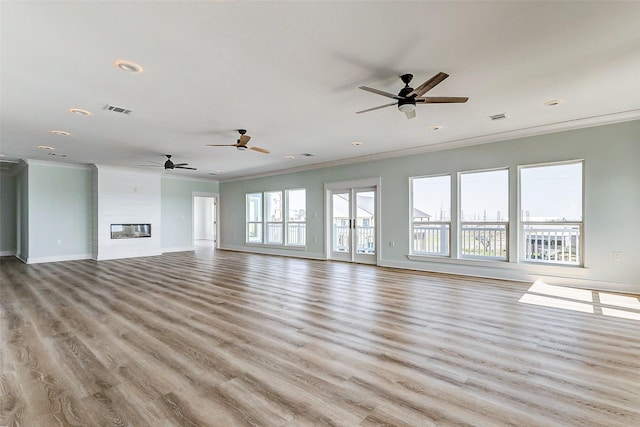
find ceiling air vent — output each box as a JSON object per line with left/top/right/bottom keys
{"left": 488, "top": 113, "right": 507, "bottom": 121}
{"left": 103, "top": 104, "right": 133, "bottom": 115}
{"left": 301, "top": 153, "right": 315, "bottom": 157}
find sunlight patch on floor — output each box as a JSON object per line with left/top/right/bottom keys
{"left": 519, "top": 279, "right": 640, "bottom": 321}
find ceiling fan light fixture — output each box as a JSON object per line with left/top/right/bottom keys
{"left": 236, "top": 145, "right": 247, "bottom": 151}
{"left": 50, "top": 130, "right": 70, "bottom": 136}
{"left": 398, "top": 103, "right": 415, "bottom": 113}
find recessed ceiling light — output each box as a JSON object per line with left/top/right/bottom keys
{"left": 284, "top": 155, "right": 295, "bottom": 160}
{"left": 429, "top": 125, "right": 443, "bottom": 131}
{"left": 544, "top": 99, "right": 563, "bottom": 107}
{"left": 115, "top": 60, "right": 143, "bottom": 73}
{"left": 207, "top": 173, "right": 218, "bottom": 176}
{"left": 215, "top": 169, "right": 224, "bottom": 173}
{"left": 37, "top": 145, "right": 55, "bottom": 150}
{"left": 69, "top": 108, "right": 91, "bottom": 116}
{"left": 50, "top": 130, "right": 70, "bottom": 136}
{"left": 350, "top": 141, "right": 362, "bottom": 146}
{"left": 301, "top": 153, "right": 315, "bottom": 157}
{"left": 0, "top": 154, "right": 5, "bottom": 157}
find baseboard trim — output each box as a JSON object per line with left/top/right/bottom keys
{"left": 378, "top": 259, "right": 636, "bottom": 294}
{"left": 96, "top": 250, "right": 163, "bottom": 261}
{"left": 220, "top": 245, "right": 326, "bottom": 261}
{"left": 162, "top": 246, "right": 195, "bottom": 253}
{"left": 0, "top": 250, "right": 16, "bottom": 257}
{"left": 26, "top": 253, "right": 93, "bottom": 264}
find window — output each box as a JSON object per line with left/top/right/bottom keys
{"left": 286, "top": 189, "right": 306, "bottom": 246}
{"left": 411, "top": 175, "right": 451, "bottom": 256}
{"left": 520, "top": 161, "right": 582, "bottom": 265}
{"left": 246, "top": 189, "right": 306, "bottom": 246}
{"left": 265, "top": 191, "right": 283, "bottom": 244}
{"left": 246, "top": 193, "right": 263, "bottom": 243}
{"left": 460, "top": 169, "right": 509, "bottom": 260}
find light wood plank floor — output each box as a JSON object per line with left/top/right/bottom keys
{"left": 1, "top": 249, "right": 639, "bottom": 426}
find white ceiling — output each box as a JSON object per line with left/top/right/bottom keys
{"left": 2, "top": 1, "right": 639, "bottom": 181}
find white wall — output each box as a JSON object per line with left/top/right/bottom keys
{"left": 219, "top": 119, "right": 640, "bottom": 293}
{"left": 93, "top": 165, "right": 162, "bottom": 260}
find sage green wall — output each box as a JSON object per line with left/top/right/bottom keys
{"left": 16, "top": 165, "right": 28, "bottom": 261}
{"left": 161, "top": 176, "right": 219, "bottom": 251}
{"left": 0, "top": 173, "right": 17, "bottom": 254}
{"left": 27, "top": 163, "right": 92, "bottom": 261}
{"left": 220, "top": 120, "right": 640, "bottom": 292}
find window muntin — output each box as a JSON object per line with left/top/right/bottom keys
{"left": 286, "top": 189, "right": 306, "bottom": 246}
{"left": 246, "top": 193, "right": 263, "bottom": 243}
{"left": 411, "top": 175, "right": 451, "bottom": 256}
{"left": 460, "top": 169, "right": 509, "bottom": 260}
{"left": 520, "top": 162, "right": 583, "bottom": 265}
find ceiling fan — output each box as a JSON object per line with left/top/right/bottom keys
{"left": 146, "top": 154, "right": 197, "bottom": 170}
{"left": 206, "top": 129, "right": 270, "bottom": 154}
{"left": 357, "top": 72, "right": 468, "bottom": 119}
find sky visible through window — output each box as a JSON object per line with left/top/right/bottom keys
{"left": 413, "top": 163, "right": 582, "bottom": 222}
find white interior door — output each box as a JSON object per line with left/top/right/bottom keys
{"left": 329, "top": 187, "right": 376, "bottom": 264}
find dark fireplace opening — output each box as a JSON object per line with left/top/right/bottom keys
{"left": 110, "top": 224, "right": 151, "bottom": 239}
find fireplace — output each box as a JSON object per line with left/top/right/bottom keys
{"left": 110, "top": 224, "right": 151, "bottom": 239}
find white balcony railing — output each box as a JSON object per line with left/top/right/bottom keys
{"left": 333, "top": 225, "right": 375, "bottom": 254}
{"left": 460, "top": 223, "right": 508, "bottom": 259}
{"left": 522, "top": 223, "right": 581, "bottom": 265}
{"left": 412, "top": 223, "right": 450, "bottom": 255}
{"left": 287, "top": 223, "right": 306, "bottom": 246}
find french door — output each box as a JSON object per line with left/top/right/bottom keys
{"left": 329, "top": 187, "right": 377, "bottom": 264}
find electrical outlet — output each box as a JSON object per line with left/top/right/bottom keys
{"left": 389, "top": 241, "right": 395, "bottom": 247}
{"left": 56, "top": 239, "right": 62, "bottom": 245}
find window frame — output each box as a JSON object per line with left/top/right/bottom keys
{"left": 245, "top": 188, "right": 306, "bottom": 248}
{"left": 410, "top": 174, "right": 452, "bottom": 257}
{"left": 265, "top": 190, "right": 283, "bottom": 245}
{"left": 246, "top": 192, "right": 263, "bottom": 244}
{"left": 285, "top": 188, "right": 306, "bottom": 246}
{"left": 518, "top": 160, "right": 584, "bottom": 266}
{"left": 458, "top": 168, "right": 510, "bottom": 261}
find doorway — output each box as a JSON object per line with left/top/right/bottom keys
{"left": 193, "top": 194, "right": 218, "bottom": 249}
{"left": 325, "top": 178, "right": 380, "bottom": 264}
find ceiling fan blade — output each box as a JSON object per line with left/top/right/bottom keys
{"left": 175, "top": 166, "right": 197, "bottom": 170}
{"left": 206, "top": 144, "right": 237, "bottom": 147}
{"left": 239, "top": 134, "right": 251, "bottom": 144}
{"left": 405, "top": 109, "right": 416, "bottom": 120}
{"left": 406, "top": 72, "right": 449, "bottom": 97}
{"left": 148, "top": 160, "right": 164, "bottom": 165}
{"left": 358, "top": 86, "right": 401, "bottom": 99}
{"left": 173, "top": 163, "right": 189, "bottom": 167}
{"left": 416, "top": 96, "right": 469, "bottom": 104}
{"left": 249, "top": 146, "right": 270, "bottom": 154}
{"left": 139, "top": 164, "right": 161, "bottom": 167}
{"left": 356, "top": 102, "right": 397, "bottom": 114}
